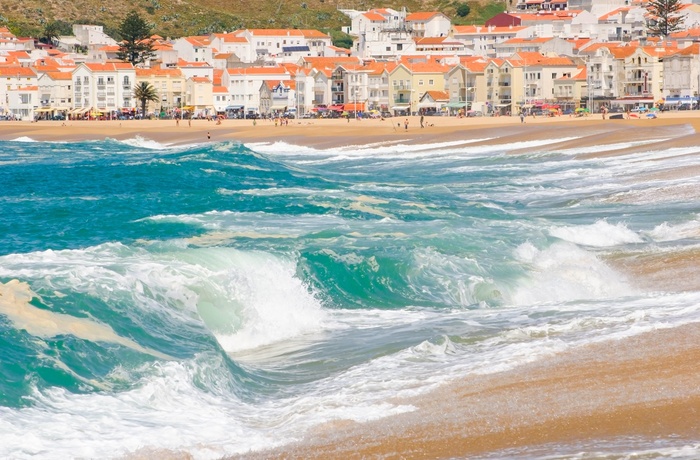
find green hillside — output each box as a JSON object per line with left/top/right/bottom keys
{"left": 1, "top": 0, "right": 505, "bottom": 45}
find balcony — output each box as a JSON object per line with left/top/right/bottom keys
{"left": 393, "top": 97, "right": 410, "bottom": 104}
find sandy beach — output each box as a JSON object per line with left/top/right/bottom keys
{"left": 3, "top": 111, "right": 700, "bottom": 459}
{"left": 3, "top": 110, "right": 700, "bottom": 151}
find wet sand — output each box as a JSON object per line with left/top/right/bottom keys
{"left": 4, "top": 111, "right": 700, "bottom": 459}
{"left": 239, "top": 322, "right": 700, "bottom": 459}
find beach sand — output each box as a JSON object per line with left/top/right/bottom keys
{"left": 3, "top": 110, "right": 700, "bottom": 152}
{"left": 4, "top": 112, "right": 700, "bottom": 458}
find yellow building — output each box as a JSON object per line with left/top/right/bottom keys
{"left": 135, "top": 67, "right": 186, "bottom": 115}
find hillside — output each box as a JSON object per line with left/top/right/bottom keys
{"left": 1, "top": 0, "right": 505, "bottom": 42}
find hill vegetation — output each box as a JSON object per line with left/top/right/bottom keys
{"left": 1, "top": 0, "right": 506, "bottom": 46}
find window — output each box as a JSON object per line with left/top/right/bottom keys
{"left": 429, "top": 79, "right": 434, "bottom": 85}
{"left": 419, "top": 80, "right": 424, "bottom": 86}
{"left": 552, "top": 73, "right": 556, "bottom": 79}
{"left": 397, "top": 44, "right": 403, "bottom": 51}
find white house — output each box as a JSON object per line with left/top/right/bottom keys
{"left": 345, "top": 8, "right": 405, "bottom": 37}
{"left": 72, "top": 25, "right": 117, "bottom": 47}
{"left": 37, "top": 71, "right": 73, "bottom": 116}
{"left": 172, "top": 36, "right": 214, "bottom": 64}
{"left": 232, "top": 29, "right": 332, "bottom": 64}
{"left": 405, "top": 12, "right": 452, "bottom": 38}
{"left": 452, "top": 25, "right": 532, "bottom": 57}
{"left": 210, "top": 33, "right": 253, "bottom": 62}
{"left": 0, "top": 66, "right": 38, "bottom": 120}
{"left": 223, "top": 66, "right": 291, "bottom": 115}
{"left": 71, "top": 62, "right": 136, "bottom": 114}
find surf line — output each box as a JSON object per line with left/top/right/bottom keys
{"left": 0, "top": 279, "right": 172, "bottom": 360}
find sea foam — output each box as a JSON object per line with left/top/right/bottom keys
{"left": 549, "top": 220, "right": 644, "bottom": 247}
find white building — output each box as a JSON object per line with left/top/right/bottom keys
{"left": 72, "top": 25, "right": 117, "bottom": 48}
{"left": 405, "top": 12, "right": 452, "bottom": 38}
{"left": 223, "top": 66, "right": 291, "bottom": 115}
{"left": 71, "top": 62, "right": 136, "bottom": 113}
{"left": 0, "top": 66, "right": 38, "bottom": 120}
{"left": 37, "top": 71, "right": 73, "bottom": 115}
{"left": 172, "top": 36, "right": 214, "bottom": 64}
{"left": 232, "top": 29, "right": 333, "bottom": 64}
{"left": 452, "top": 25, "right": 532, "bottom": 57}
{"left": 210, "top": 33, "right": 253, "bottom": 63}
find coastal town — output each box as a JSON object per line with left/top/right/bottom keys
{"left": 1, "top": 0, "right": 700, "bottom": 122}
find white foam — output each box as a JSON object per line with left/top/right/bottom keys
{"left": 10, "top": 136, "right": 37, "bottom": 143}
{"left": 554, "top": 138, "right": 671, "bottom": 156}
{"left": 646, "top": 217, "right": 700, "bottom": 242}
{"left": 511, "top": 241, "right": 634, "bottom": 305}
{"left": 549, "top": 220, "right": 644, "bottom": 247}
{"left": 113, "top": 136, "right": 173, "bottom": 150}
{"left": 208, "top": 249, "right": 327, "bottom": 353}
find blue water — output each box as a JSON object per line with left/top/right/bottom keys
{"left": 1, "top": 135, "right": 699, "bottom": 458}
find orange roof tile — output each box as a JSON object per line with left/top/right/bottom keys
{"left": 226, "top": 66, "right": 289, "bottom": 75}
{"left": 363, "top": 12, "right": 387, "bottom": 21}
{"left": 406, "top": 12, "right": 442, "bottom": 21}
{"left": 423, "top": 90, "right": 449, "bottom": 100}
{"left": 45, "top": 71, "right": 73, "bottom": 81}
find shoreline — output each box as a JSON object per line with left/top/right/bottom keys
{"left": 2, "top": 111, "right": 700, "bottom": 151}
{"left": 235, "top": 321, "right": 700, "bottom": 459}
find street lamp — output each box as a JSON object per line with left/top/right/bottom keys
{"left": 587, "top": 64, "right": 592, "bottom": 111}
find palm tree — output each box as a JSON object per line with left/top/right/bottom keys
{"left": 133, "top": 82, "right": 159, "bottom": 119}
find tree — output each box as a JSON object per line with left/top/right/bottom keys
{"left": 133, "top": 82, "right": 160, "bottom": 119}
{"left": 41, "top": 21, "right": 61, "bottom": 45}
{"left": 116, "top": 11, "right": 155, "bottom": 66}
{"left": 456, "top": 4, "right": 471, "bottom": 18}
{"left": 646, "top": 0, "right": 685, "bottom": 37}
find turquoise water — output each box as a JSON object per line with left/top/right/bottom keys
{"left": 1, "top": 134, "right": 699, "bottom": 458}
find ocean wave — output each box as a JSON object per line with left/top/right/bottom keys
{"left": 512, "top": 241, "right": 635, "bottom": 305}
{"left": 549, "top": 220, "right": 644, "bottom": 247}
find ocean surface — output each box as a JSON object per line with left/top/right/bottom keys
{"left": 1, "top": 132, "right": 699, "bottom": 459}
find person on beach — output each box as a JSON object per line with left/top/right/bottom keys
{"left": 404, "top": 118, "right": 409, "bottom": 130}
{"left": 207, "top": 131, "right": 211, "bottom": 140}
{"left": 176, "top": 118, "right": 179, "bottom": 127}
{"left": 420, "top": 114, "right": 424, "bottom": 128}
{"left": 520, "top": 112, "right": 525, "bottom": 123}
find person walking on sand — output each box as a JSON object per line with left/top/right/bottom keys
{"left": 420, "top": 114, "right": 424, "bottom": 128}
{"left": 207, "top": 131, "right": 211, "bottom": 140}
{"left": 404, "top": 118, "right": 409, "bottom": 130}
{"left": 520, "top": 111, "right": 525, "bottom": 123}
